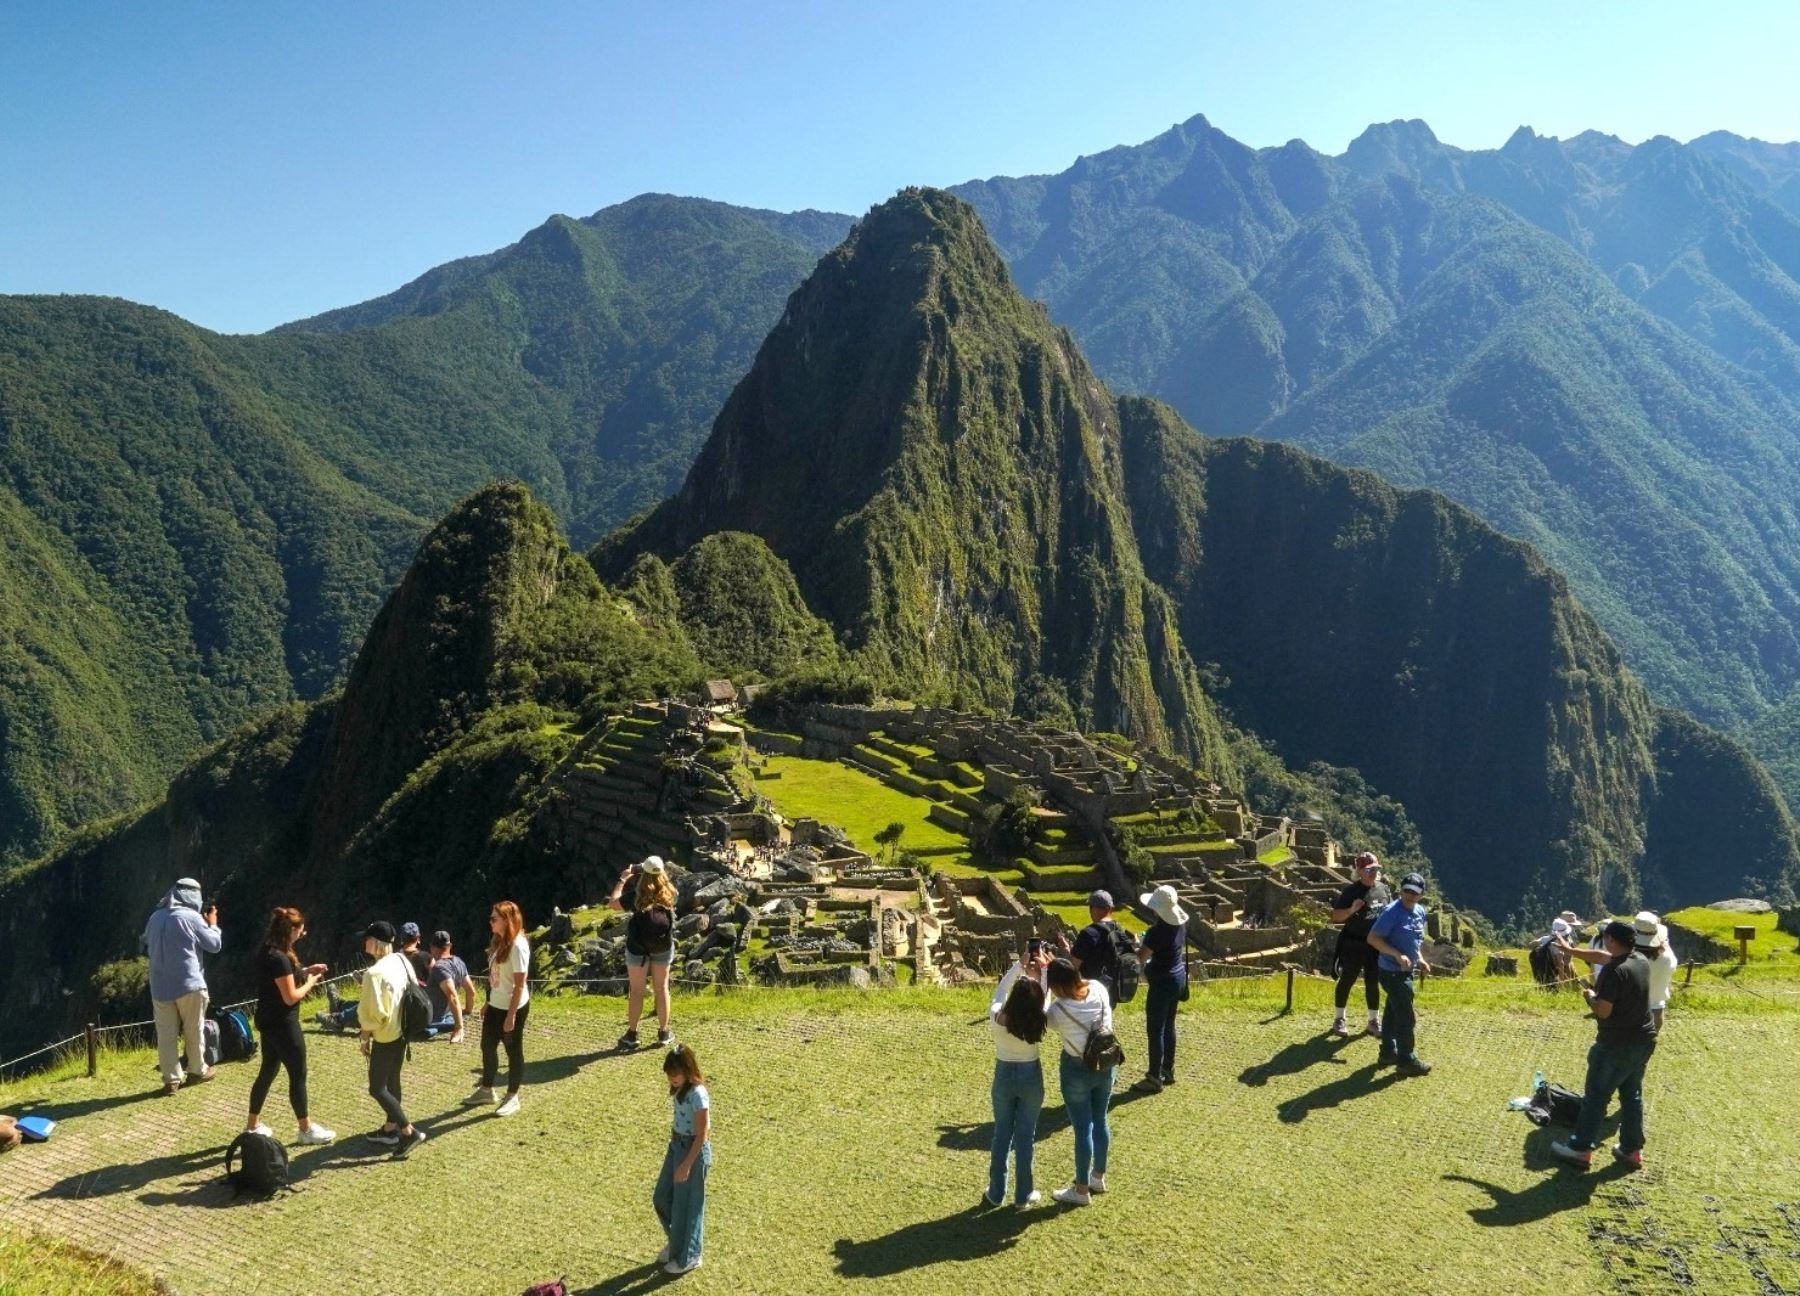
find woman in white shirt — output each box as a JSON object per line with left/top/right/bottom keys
{"left": 1044, "top": 957, "right": 1116, "bottom": 1207}
{"left": 986, "top": 941, "right": 1050, "bottom": 1208}
{"left": 466, "top": 900, "right": 530, "bottom": 1117}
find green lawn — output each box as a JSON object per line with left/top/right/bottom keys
{"left": 756, "top": 755, "right": 966, "bottom": 856}
{"left": 0, "top": 1227, "right": 159, "bottom": 1295}
{"left": 3, "top": 978, "right": 1791, "bottom": 1294}
{"left": 1665, "top": 907, "right": 1800, "bottom": 969}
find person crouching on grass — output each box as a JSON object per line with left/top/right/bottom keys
{"left": 655, "top": 1044, "right": 713, "bottom": 1277}
{"left": 1552, "top": 919, "right": 1659, "bottom": 1171}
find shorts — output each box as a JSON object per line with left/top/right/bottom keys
{"left": 626, "top": 948, "right": 674, "bottom": 969}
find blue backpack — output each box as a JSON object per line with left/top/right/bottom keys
{"left": 212, "top": 1008, "right": 257, "bottom": 1062}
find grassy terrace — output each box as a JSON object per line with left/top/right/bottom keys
{"left": 2, "top": 976, "right": 1798, "bottom": 1294}
{"left": 753, "top": 754, "right": 966, "bottom": 856}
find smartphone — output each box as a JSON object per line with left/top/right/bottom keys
{"left": 1025, "top": 938, "right": 1047, "bottom": 958}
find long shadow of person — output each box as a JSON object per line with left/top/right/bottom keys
{"left": 1275, "top": 1062, "right": 1403, "bottom": 1123}
{"left": 15, "top": 1085, "right": 165, "bottom": 1124}
{"left": 32, "top": 1142, "right": 225, "bottom": 1202}
{"left": 832, "top": 1200, "right": 1058, "bottom": 1278}
{"left": 578, "top": 1260, "right": 671, "bottom": 1295}
{"left": 1442, "top": 1122, "right": 1633, "bottom": 1225}
{"left": 1238, "top": 1032, "right": 1355, "bottom": 1087}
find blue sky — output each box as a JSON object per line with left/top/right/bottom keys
{"left": 5, "top": 0, "right": 1799, "bottom": 333}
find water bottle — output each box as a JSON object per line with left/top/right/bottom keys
{"left": 1533, "top": 1069, "right": 1544, "bottom": 1092}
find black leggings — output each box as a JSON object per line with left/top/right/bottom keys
{"left": 249, "top": 1015, "right": 308, "bottom": 1120}
{"left": 1334, "top": 937, "right": 1382, "bottom": 1012}
{"left": 368, "top": 1039, "right": 408, "bottom": 1128}
{"left": 481, "top": 1001, "right": 529, "bottom": 1094}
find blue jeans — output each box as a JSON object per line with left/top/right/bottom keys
{"left": 1570, "top": 1039, "right": 1656, "bottom": 1152}
{"left": 1378, "top": 968, "right": 1418, "bottom": 1062}
{"left": 1145, "top": 975, "right": 1182, "bottom": 1079}
{"left": 1058, "top": 1052, "right": 1114, "bottom": 1184}
{"left": 988, "top": 1059, "right": 1043, "bottom": 1204}
{"left": 654, "top": 1133, "right": 711, "bottom": 1266}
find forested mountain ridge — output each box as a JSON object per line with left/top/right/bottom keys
{"left": 0, "top": 197, "right": 841, "bottom": 868}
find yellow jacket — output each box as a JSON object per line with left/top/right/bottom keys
{"left": 358, "top": 952, "right": 412, "bottom": 1044}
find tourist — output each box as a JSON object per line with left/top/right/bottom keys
{"left": 987, "top": 968, "right": 1047, "bottom": 1207}
{"left": 141, "top": 877, "right": 222, "bottom": 1096}
{"left": 426, "top": 930, "right": 476, "bottom": 1041}
{"left": 398, "top": 922, "right": 431, "bottom": 984}
{"left": 1044, "top": 957, "right": 1116, "bottom": 1206}
{"left": 1067, "top": 890, "right": 1129, "bottom": 999}
{"left": 609, "top": 856, "right": 676, "bottom": 1049}
{"left": 1133, "top": 884, "right": 1189, "bottom": 1093}
{"left": 1560, "top": 911, "right": 1679, "bottom": 1031}
{"left": 655, "top": 1043, "right": 713, "bottom": 1276}
{"left": 467, "top": 900, "right": 530, "bottom": 1116}
{"left": 245, "top": 906, "right": 335, "bottom": 1146}
{"left": 1552, "top": 919, "right": 1659, "bottom": 1170}
{"left": 357, "top": 920, "right": 425, "bottom": 1159}
{"left": 1328, "top": 852, "right": 1390, "bottom": 1037}
{"left": 1367, "top": 872, "right": 1433, "bottom": 1076}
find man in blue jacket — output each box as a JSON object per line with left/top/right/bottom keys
{"left": 142, "top": 878, "right": 222, "bottom": 1095}
{"left": 1367, "top": 872, "right": 1433, "bottom": 1077}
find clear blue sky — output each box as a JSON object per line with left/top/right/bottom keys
{"left": 5, "top": 0, "right": 1798, "bottom": 333}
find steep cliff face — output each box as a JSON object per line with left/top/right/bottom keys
{"left": 604, "top": 189, "right": 1230, "bottom": 769}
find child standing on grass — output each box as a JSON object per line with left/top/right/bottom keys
{"left": 655, "top": 1044, "right": 712, "bottom": 1277}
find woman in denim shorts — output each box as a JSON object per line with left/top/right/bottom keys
{"left": 609, "top": 855, "right": 677, "bottom": 1048}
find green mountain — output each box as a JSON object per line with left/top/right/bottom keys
{"left": 0, "top": 197, "right": 843, "bottom": 868}
{"left": 952, "top": 116, "right": 1800, "bottom": 743}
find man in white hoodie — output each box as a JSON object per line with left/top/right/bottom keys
{"left": 142, "top": 878, "right": 222, "bottom": 1095}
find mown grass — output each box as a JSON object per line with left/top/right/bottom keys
{"left": 1665, "top": 907, "right": 1800, "bottom": 968}
{"left": 0, "top": 1227, "right": 161, "bottom": 1295}
{"left": 756, "top": 755, "right": 965, "bottom": 855}
{"left": 2, "top": 977, "right": 1796, "bottom": 1294}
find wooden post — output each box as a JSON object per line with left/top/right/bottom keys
{"left": 84, "top": 1023, "right": 97, "bottom": 1078}
{"left": 1735, "top": 924, "right": 1757, "bottom": 966}
{"left": 1684, "top": 961, "right": 1694, "bottom": 987}
{"left": 1284, "top": 965, "right": 1295, "bottom": 1015}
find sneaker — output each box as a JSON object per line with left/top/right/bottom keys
{"left": 1397, "top": 1058, "right": 1433, "bottom": 1077}
{"left": 295, "top": 1124, "right": 335, "bottom": 1146}
{"left": 616, "top": 1030, "right": 640, "bottom": 1051}
{"left": 368, "top": 1128, "right": 401, "bottom": 1147}
{"left": 1130, "top": 1075, "right": 1163, "bottom": 1094}
{"left": 390, "top": 1128, "right": 426, "bottom": 1160}
{"left": 1550, "top": 1140, "right": 1593, "bottom": 1168}
{"left": 495, "top": 1094, "right": 521, "bottom": 1118}
{"left": 248, "top": 1122, "right": 274, "bottom": 1138}
{"left": 1087, "top": 1172, "right": 1107, "bottom": 1194}
{"left": 982, "top": 1188, "right": 1004, "bottom": 1208}
{"left": 462, "top": 1086, "right": 497, "bottom": 1107}
{"left": 1329, "top": 1017, "right": 1349, "bottom": 1036}
{"left": 1053, "top": 1184, "right": 1092, "bottom": 1207}
{"left": 1160, "top": 1073, "right": 1176, "bottom": 1086}
{"left": 656, "top": 1028, "right": 674, "bottom": 1047}
{"left": 1018, "top": 1190, "right": 1043, "bottom": 1207}
{"left": 1612, "top": 1145, "right": 1645, "bottom": 1170}
{"left": 1364, "top": 1018, "right": 1382, "bottom": 1037}
{"left": 663, "top": 1257, "right": 702, "bottom": 1276}
{"left": 184, "top": 1069, "right": 213, "bottom": 1087}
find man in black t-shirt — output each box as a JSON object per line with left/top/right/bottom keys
{"left": 398, "top": 923, "right": 431, "bottom": 984}
{"left": 1067, "top": 890, "right": 1126, "bottom": 998}
{"left": 1328, "top": 853, "right": 1391, "bottom": 1037}
{"left": 1552, "top": 920, "right": 1659, "bottom": 1171}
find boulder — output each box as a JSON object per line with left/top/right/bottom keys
{"left": 1421, "top": 940, "right": 1469, "bottom": 976}
{"left": 693, "top": 876, "right": 750, "bottom": 906}
{"left": 675, "top": 912, "right": 711, "bottom": 939}
{"left": 684, "top": 959, "right": 709, "bottom": 981}
{"left": 546, "top": 908, "right": 576, "bottom": 946}
{"left": 1484, "top": 953, "right": 1519, "bottom": 977}
{"left": 1707, "top": 898, "right": 1774, "bottom": 913}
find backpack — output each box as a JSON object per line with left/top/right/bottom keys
{"left": 212, "top": 1008, "right": 256, "bottom": 1063}
{"left": 183, "top": 1017, "right": 221, "bottom": 1073}
{"left": 1052, "top": 1000, "right": 1127, "bottom": 1073}
{"left": 1106, "top": 922, "right": 1142, "bottom": 1004}
{"left": 1524, "top": 1080, "right": 1584, "bottom": 1128}
{"left": 223, "top": 1130, "right": 289, "bottom": 1196}
{"left": 627, "top": 906, "right": 674, "bottom": 957}
{"left": 520, "top": 1282, "right": 568, "bottom": 1296}
{"left": 398, "top": 969, "right": 434, "bottom": 1042}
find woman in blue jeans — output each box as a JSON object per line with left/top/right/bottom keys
{"left": 986, "top": 959, "right": 1048, "bottom": 1207}
{"left": 1133, "top": 884, "right": 1189, "bottom": 1093}
{"left": 654, "top": 1043, "right": 712, "bottom": 1276}
{"left": 1045, "top": 958, "right": 1116, "bottom": 1207}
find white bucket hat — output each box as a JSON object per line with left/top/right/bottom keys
{"left": 1140, "top": 884, "right": 1189, "bottom": 926}
{"left": 1632, "top": 910, "right": 1667, "bottom": 947}
{"left": 1550, "top": 918, "right": 1571, "bottom": 937}
{"left": 640, "top": 855, "right": 666, "bottom": 875}
{"left": 1557, "top": 910, "right": 1583, "bottom": 929}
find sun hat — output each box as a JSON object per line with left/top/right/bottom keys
{"left": 1355, "top": 851, "right": 1379, "bottom": 870}
{"left": 639, "top": 855, "right": 666, "bottom": 875}
{"left": 1087, "top": 889, "right": 1115, "bottom": 910}
{"left": 364, "top": 920, "right": 396, "bottom": 944}
{"left": 1557, "top": 910, "right": 1583, "bottom": 928}
{"left": 1399, "top": 872, "right": 1426, "bottom": 894}
{"left": 1632, "top": 910, "right": 1668, "bottom": 947}
{"left": 1139, "top": 884, "right": 1190, "bottom": 926}
{"left": 1550, "top": 918, "right": 1571, "bottom": 937}
{"left": 1602, "top": 919, "right": 1638, "bottom": 947}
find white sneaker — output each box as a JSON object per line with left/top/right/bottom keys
{"left": 1330, "top": 1017, "right": 1348, "bottom": 1036}
{"left": 495, "top": 1094, "right": 521, "bottom": 1117}
{"left": 248, "top": 1122, "right": 274, "bottom": 1138}
{"left": 1087, "top": 1172, "right": 1107, "bottom": 1194}
{"left": 1052, "top": 1184, "right": 1092, "bottom": 1207}
{"left": 1019, "top": 1190, "right": 1043, "bottom": 1207}
{"left": 663, "top": 1257, "right": 702, "bottom": 1275}
{"left": 462, "top": 1086, "right": 496, "bottom": 1106}
{"left": 657, "top": 1245, "right": 671, "bottom": 1264}
{"left": 295, "top": 1124, "right": 335, "bottom": 1146}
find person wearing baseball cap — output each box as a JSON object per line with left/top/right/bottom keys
{"left": 1552, "top": 919, "right": 1658, "bottom": 1171}
{"left": 357, "top": 921, "right": 426, "bottom": 1159}
{"left": 1328, "top": 852, "right": 1391, "bottom": 1038}
{"left": 397, "top": 922, "right": 430, "bottom": 985}
{"left": 1067, "top": 889, "right": 1133, "bottom": 1003}
{"left": 426, "top": 930, "right": 476, "bottom": 1043}
{"left": 1367, "top": 872, "right": 1433, "bottom": 1076}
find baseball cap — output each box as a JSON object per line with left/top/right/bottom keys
{"left": 1399, "top": 872, "right": 1426, "bottom": 894}
{"left": 640, "top": 855, "right": 667, "bottom": 875}
{"left": 364, "top": 920, "right": 396, "bottom": 944}
{"left": 1603, "top": 919, "right": 1638, "bottom": 947}
{"left": 1087, "top": 890, "right": 1114, "bottom": 910}
{"left": 399, "top": 921, "right": 421, "bottom": 941}
{"left": 431, "top": 929, "right": 453, "bottom": 949}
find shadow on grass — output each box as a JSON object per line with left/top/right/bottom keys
{"left": 1276, "top": 1062, "right": 1404, "bottom": 1123}
{"left": 1445, "top": 1125, "right": 1635, "bottom": 1225}
{"left": 578, "top": 1261, "right": 673, "bottom": 1295}
{"left": 1238, "top": 1032, "right": 1355, "bottom": 1086}
{"left": 32, "top": 1141, "right": 227, "bottom": 1202}
{"left": 934, "top": 1081, "right": 1157, "bottom": 1151}
{"left": 15, "top": 1084, "right": 166, "bottom": 1124}
{"left": 832, "top": 1200, "right": 1060, "bottom": 1278}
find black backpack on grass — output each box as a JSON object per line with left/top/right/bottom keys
{"left": 1524, "top": 1080, "right": 1584, "bottom": 1128}
{"left": 224, "top": 1130, "right": 290, "bottom": 1196}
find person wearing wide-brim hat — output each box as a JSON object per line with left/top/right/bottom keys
{"left": 1564, "top": 911, "right": 1679, "bottom": 1031}
{"left": 1131, "top": 884, "right": 1190, "bottom": 1094}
